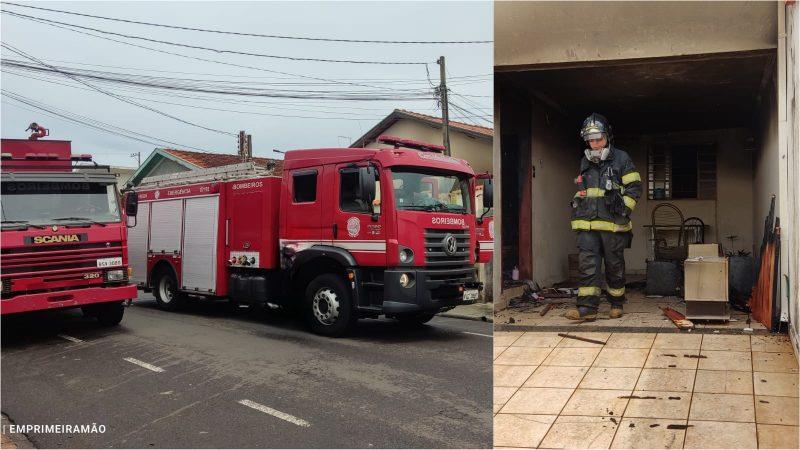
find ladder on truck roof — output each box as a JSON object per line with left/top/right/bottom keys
{"left": 137, "top": 161, "right": 277, "bottom": 189}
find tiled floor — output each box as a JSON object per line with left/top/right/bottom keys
{"left": 494, "top": 331, "right": 798, "bottom": 449}
{"left": 495, "top": 290, "right": 768, "bottom": 333}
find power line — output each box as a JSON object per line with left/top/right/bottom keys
{"left": 1, "top": 10, "right": 431, "bottom": 65}
{"left": 3, "top": 2, "right": 492, "bottom": 45}
{"left": 1, "top": 89, "right": 215, "bottom": 152}
{"left": 1, "top": 11, "right": 434, "bottom": 92}
{"left": 1, "top": 42, "right": 237, "bottom": 136}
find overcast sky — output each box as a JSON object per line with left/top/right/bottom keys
{"left": 0, "top": 1, "right": 492, "bottom": 168}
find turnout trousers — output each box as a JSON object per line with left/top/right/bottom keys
{"left": 576, "top": 231, "right": 629, "bottom": 309}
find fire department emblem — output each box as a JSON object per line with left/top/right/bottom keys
{"left": 346, "top": 217, "right": 360, "bottom": 237}
{"left": 488, "top": 220, "right": 495, "bottom": 239}
{"left": 443, "top": 234, "right": 458, "bottom": 256}
{"left": 154, "top": 190, "right": 160, "bottom": 199}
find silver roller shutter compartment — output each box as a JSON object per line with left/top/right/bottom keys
{"left": 181, "top": 196, "right": 219, "bottom": 292}
{"left": 127, "top": 202, "right": 150, "bottom": 285}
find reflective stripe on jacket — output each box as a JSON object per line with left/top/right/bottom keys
{"left": 571, "top": 147, "right": 642, "bottom": 233}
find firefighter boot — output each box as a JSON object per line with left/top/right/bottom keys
{"left": 565, "top": 306, "right": 598, "bottom": 321}
{"left": 609, "top": 304, "right": 624, "bottom": 319}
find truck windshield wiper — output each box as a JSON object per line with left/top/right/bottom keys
{"left": 443, "top": 206, "right": 467, "bottom": 214}
{"left": 52, "top": 217, "right": 107, "bottom": 227}
{"left": 401, "top": 204, "right": 444, "bottom": 212}
{"left": 1, "top": 220, "right": 45, "bottom": 229}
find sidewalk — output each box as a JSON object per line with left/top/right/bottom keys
{"left": 494, "top": 331, "right": 799, "bottom": 449}
{"left": 439, "top": 302, "right": 493, "bottom": 322}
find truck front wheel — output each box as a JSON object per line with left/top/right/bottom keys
{"left": 154, "top": 269, "right": 184, "bottom": 311}
{"left": 93, "top": 302, "right": 125, "bottom": 326}
{"left": 304, "top": 274, "right": 356, "bottom": 337}
{"left": 396, "top": 312, "right": 436, "bottom": 326}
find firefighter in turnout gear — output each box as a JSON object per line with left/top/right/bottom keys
{"left": 566, "top": 114, "right": 642, "bottom": 321}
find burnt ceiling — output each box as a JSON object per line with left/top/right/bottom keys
{"left": 497, "top": 51, "right": 775, "bottom": 134}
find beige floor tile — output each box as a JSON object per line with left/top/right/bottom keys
{"left": 578, "top": 367, "right": 641, "bottom": 391}
{"left": 635, "top": 369, "right": 696, "bottom": 392}
{"left": 753, "top": 352, "right": 799, "bottom": 373}
{"left": 512, "top": 332, "right": 563, "bottom": 348}
{"left": 500, "top": 387, "right": 575, "bottom": 415}
{"left": 493, "top": 403, "right": 503, "bottom": 413}
{"left": 524, "top": 366, "right": 589, "bottom": 389}
{"left": 754, "top": 371, "right": 799, "bottom": 397}
{"left": 561, "top": 389, "right": 631, "bottom": 417}
{"left": 755, "top": 395, "right": 799, "bottom": 425}
{"left": 494, "top": 346, "right": 554, "bottom": 366}
{"left": 684, "top": 420, "right": 757, "bottom": 449}
{"left": 593, "top": 347, "right": 650, "bottom": 368}
{"left": 494, "top": 365, "right": 537, "bottom": 387}
{"left": 653, "top": 333, "right": 702, "bottom": 350}
{"left": 697, "top": 350, "right": 752, "bottom": 371}
{"left": 539, "top": 415, "right": 618, "bottom": 449}
{"left": 756, "top": 424, "right": 800, "bottom": 449}
{"left": 689, "top": 392, "right": 755, "bottom": 423}
{"left": 494, "top": 386, "right": 518, "bottom": 407}
{"left": 542, "top": 347, "right": 602, "bottom": 367}
{"left": 494, "top": 346, "right": 508, "bottom": 360}
{"left": 605, "top": 333, "right": 656, "bottom": 349}
{"left": 701, "top": 334, "right": 751, "bottom": 352}
{"left": 494, "top": 331, "right": 524, "bottom": 347}
{"left": 493, "top": 413, "right": 556, "bottom": 448}
{"left": 751, "top": 335, "right": 795, "bottom": 353}
{"left": 623, "top": 391, "right": 691, "bottom": 419}
{"left": 556, "top": 332, "right": 611, "bottom": 348}
{"left": 693, "top": 370, "right": 753, "bottom": 395}
{"left": 645, "top": 348, "right": 701, "bottom": 369}
{"left": 611, "top": 418, "right": 686, "bottom": 449}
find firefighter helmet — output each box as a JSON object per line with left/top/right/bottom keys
{"left": 580, "top": 113, "right": 612, "bottom": 143}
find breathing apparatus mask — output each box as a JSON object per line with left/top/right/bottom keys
{"left": 580, "top": 113, "right": 613, "bottom": 163}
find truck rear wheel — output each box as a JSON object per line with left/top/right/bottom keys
{"left": 304, "top": 274, "right": 356, "bottom": 337}
{"left": 154, "top": 269, "right": 184, "bottom": 311}
{"left": 94, "top": 302, "right": 125, "bottom": 326}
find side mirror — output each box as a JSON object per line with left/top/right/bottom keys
{"left": 124, "top": 191, "right": 139, "bottom": 217}
{"left": 361, "top": 167, "right": 377, "bottom": 215}
{"left": 482, "top": 179, "right": 493, "bottom": 209}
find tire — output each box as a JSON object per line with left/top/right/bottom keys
{"left": 304, "top": 273, "right": 356, "bottom": 337}
{"left": 396, "top": 312, "right": 436, "bottom": 326}
{"left": 94, "top": 302, "right": 125, "bottom": 326}
{"left": 153, "top": 268, "right": 184, "bottom": 311}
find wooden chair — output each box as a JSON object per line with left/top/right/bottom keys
{"left": 651, "top": 203, "right": 688, "bottom": 261}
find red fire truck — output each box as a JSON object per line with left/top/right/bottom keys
{"left": 130, "top": 136, "right": 493, "bottom": 336}
{"left": 1, "top": 130, "right": 139, "bottom": 324}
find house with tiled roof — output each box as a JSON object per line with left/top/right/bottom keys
{"left": 126, "top": 148, "right": 283, "bottom": 187}
{"left": 350, "top": 109, "right": 493, "bottom": 174}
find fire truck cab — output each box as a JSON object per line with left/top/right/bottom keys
{"left": 0, "top": 136, "right": 139, "bottom": 324}
{"left": 131, "top": 136, "right": 493, "bottom": 336}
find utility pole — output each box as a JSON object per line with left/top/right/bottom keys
{"left": 437, "top": 56, "right": 451, "bottom": 156}
{"left": 237, "top": 130, "right": 252, "bottom": 161}
{"left": 130, "top": 151, "right": 141, "bottom": 167}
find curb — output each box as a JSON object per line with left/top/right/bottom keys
{"left": 438, "top": 312, "right": 493, "bottom": 323}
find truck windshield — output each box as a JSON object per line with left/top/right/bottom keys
{"left": 1, "top": 181, "right": 121, "bottom": 228}
{"left": 391, "top": 168, "right": 471, "bottom": 214}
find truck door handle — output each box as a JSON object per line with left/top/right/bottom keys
{"left": 333, "top": 224, "right": 338, "bottom": 239}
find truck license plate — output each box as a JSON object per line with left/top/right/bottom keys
{"left": 463, "top": 289, "right": 479, "bottom": 302}
{"left": 97, "top": 257, "right": 122, "bottom": 268}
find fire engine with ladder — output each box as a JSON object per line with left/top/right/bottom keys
{"left": 1, "top": 124, "right": 139, "bottom": 324}
{"left": 129, "top": 136, "right": 493, "bottom": 336}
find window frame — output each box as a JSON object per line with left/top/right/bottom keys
{"left": 291, "top": 169, "right": 318, "bottom": 204}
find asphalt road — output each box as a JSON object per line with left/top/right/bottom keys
{"left": 1, "top": 293, "right": 492, "bottom": 448}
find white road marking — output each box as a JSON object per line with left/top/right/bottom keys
{"left": 462, "top": 331, "right": 493, "bottom": 338}
{"left": 123, "top": 357, "right": 165, "bottom": 373}
{"left": 238, "top": 399, "right": 311, "bottom": 427}
{"left": 57, "top": 334, "right": 84, "bottom": 343}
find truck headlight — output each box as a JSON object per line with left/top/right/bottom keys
{"left": 399, "top": 273, "right": 414, "bottom": 288}
{"left": 106, "top": 269, "right": 125, "bottom": 282}
{"left": 399, "top": 247, "right": 414, "bottom": 264}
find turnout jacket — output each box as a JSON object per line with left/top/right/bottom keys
{"left": 571, "top": 147, "right": 642, "bottom": 233}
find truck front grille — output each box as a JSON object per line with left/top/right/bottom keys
{"left": 0, "top": 242, "right": 124, "bottom": 290}
{"left": 424, "top": 228, "right": 470, "bottom": 267}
